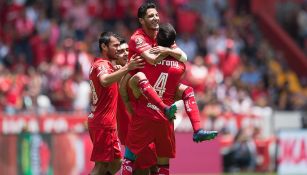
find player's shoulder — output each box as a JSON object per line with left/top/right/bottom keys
{"left": 93, "top": 58, "right": 111, "bottom": 67}
{"left": 131, "top": 29, "right": 146, "bottom": 40}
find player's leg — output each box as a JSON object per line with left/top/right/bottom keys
{"left": 89, "top": 127, "right": 122, "bottom": 175}
{"left": 133, "top": 143, "right": 157, "bottom": 175}
{"left": 90, "top": 162, "right": 108, "bottom": 175}
{"left": 175, "top": 84, "right": 218, "bottom": 142}
{"left": 133, "top": 168, "right": 150, "bottom": 175}
{"left": 156, "top": 157, "right": 170, "bottom": 175}
{"left": 129, "top": 72, "right": 177, "bottom": 120}
{"left": 153, "top": 120, "right": 175, "bottom": 175}
{"left": 121, "top": 147, "right": 137, "bottom": 175}
{"left": 107, "top": 158, "right": 122, "bottom": 174}
{"left": 121, "top": 115, "right": 155, "bottom": 175}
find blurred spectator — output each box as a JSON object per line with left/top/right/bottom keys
{"left": 66, "top": 0, "right": 90, "bottom": 40}
{"left": 72, "top": 72, "right": 90, "bottom": 113}
{"left": 218, "top": 39, "right": 241, "bottom": 78}
{"left": 183, "top": 55, "right": 208, "bottom": 93}
{"left": 176, "top": 32, "right": 198, "bottom": 61}
{"left": 297, "top": 3, "right": 307, "bottom": 48}
{"left": 223, "top": 128, "right": 257, "bottom": 172}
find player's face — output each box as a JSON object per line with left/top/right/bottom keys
{"left": 142, "top": 8, "right": 159, "bottom": 30}
{"left": 106, "top": 36, "right": 120, "bottom": 60}
{"left": 116, "top": 43, "right": 129, "bottom": 66}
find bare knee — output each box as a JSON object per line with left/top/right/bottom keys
{"left": 175, "top": 83, "right": 188, "bottom": 101}
{"left": 107, "top": 158, "right": 122, "bottom": 174}
{"left": 133, "top": 168, "right": 150, "bottom": 175}
{"left": 133, "top": 72, "right": 147, "bottom": 83}
{"left": 157, "top": 157, "right": 170, "bottom": 165}
{"left": 90, "top": 162, "right": 108, "bottom": 175}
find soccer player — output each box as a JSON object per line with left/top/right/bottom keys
{"left": 121, "top": 2, "right": 218, "bottom": 174}
{"left": 116, "top": 39, "right": 158, "bottom": 175}
{"left": 88, "top": 31, "right": 144, "bottom": 175}
{"left": 127, "top": 2, "right": 217, "bottom": 141}
{"left": 125, "top": 22, "right": 186, "bottom": 175}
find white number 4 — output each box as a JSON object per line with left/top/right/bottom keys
{"left": 153, "top": 73, "right": 168, "bottom": 97}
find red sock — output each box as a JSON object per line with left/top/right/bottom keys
{"left": 155, "top": 164, "right": 169, "bottom": 175}
{"left": 138, "top": 79, "right": 168, "bottom": 110}
{"left": 120, "top": 158, "right": 134, "bottom": 175}
{"left": 182, "top": 87, "right": 201, "bottom": 132}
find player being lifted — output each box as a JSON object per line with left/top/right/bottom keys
{"left": 121, "top": 2, "right": 218, "bottom": 174}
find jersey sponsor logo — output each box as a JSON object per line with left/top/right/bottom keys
{"left": 147, "top": 103, "right": 159, "bottom": 111}
{"left": 157, "top": 60, "right": 179, "bottom": 68}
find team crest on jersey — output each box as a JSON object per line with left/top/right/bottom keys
{"left": 135, "top": 37, "right": 144, "bottom": 46}
{"left": 97, "top": 65, "right": 108, "bottom": 76}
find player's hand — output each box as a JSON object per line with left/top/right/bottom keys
{"left": 113, "top": 65, "right": 122, "bottom": 71}
{"left": 150, "top": 46, "right": 170, "bottom": 56}
{"left": 127, "top": 54, "right": 145, "bottom": 70}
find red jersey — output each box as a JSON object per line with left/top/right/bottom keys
{"left": 128, "top": 28, "right": 156, "bottom": 60}
{"left": 116, "top": 96, "right": 131, "bottom": 145}
{"left": 142, "top": 57, "right": 186, "bottom": 105}
{"left": 88, "top": 57, "right": 118, "bottom": 129}
{"left": 134, "top": 57, "right": 186, "bottom": 120}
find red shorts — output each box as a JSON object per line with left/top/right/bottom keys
{"left": 88, "top": 127, "right": 122, "bottom": 162}
{"left": 135, "top": 143, "right": 157, "bottom": 169}
{"left": 126, "top": 114, "right": 175, "bottom": 158}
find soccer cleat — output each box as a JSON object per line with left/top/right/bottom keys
{"left": 164, "top": 104, "right": 177, "bottom": 121}
{"left": 193, "top": 129, "right": 218, "bottom": 143}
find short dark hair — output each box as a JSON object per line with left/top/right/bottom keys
{"left": 137, "top": 2, "right": 157, "bottom": 19}
{"left": 157, "top": 23, "right": 176, "bottom": 47}
{"left": 98, "top": 31, "right": 120, "bottom": 52}
{"left": 119, "top": 38, "right": 127, "bottom": 45}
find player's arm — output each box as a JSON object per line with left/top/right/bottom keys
{"left": 119, "top": 74, "right": 134, "bottom": 114}
{"left": 150, "top": 45, "right": 187, "bottom": 63}
{"left": 140, "top": 50, "right": 167, "bottom": 65}
{"left": 99, "top": 57, "right": 144, "bottom": 87}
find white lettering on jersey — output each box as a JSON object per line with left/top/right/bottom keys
{"left": 157, "top": 60, "right": 179, "bottom": 68}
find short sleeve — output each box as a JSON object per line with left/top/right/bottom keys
{"left": 96, "top": 62, "right": 113, "bottom": 77}
{"left": 131, "top": 35, "right": 152, "bottom": 55}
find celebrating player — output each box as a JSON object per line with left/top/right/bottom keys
{"left": 115, "top": 38, "right": 158, "bottom": 175}
{"left": 121, "top": 2, "right": 218, "bottom": 175}
{"left": 88, "top": 32, "right": 144, "bottom": 175}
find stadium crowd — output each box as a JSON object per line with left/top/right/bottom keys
{"left": 276, "top": 0, "right": 307, "bottom": 55}
{"left": 0, "top": 0, "right": 307, "bottom": 173}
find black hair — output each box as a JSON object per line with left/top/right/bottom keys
{"left": 119, "top": 38, "right": 127, "bottom": 45}
{"left": 98, "top": 31, "right": 120, "bottom": 52}
{"left": 137, "top": 2, "right": 157, "bottom": 19}
{"left": 157, "top": 23, "right": 176, "bottom": 47}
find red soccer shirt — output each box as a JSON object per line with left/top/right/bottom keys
{"left": 133, "top": 56, "right": 185, "bottom": 121}
{"left": 128, "top": 28, "right": 156, "bottom": 60}
{"left": 142, "top": 57, "right": 186, "bottom": 105}
{"left": 116, "top": 96, "right": 131, "bottom": 145}
{"left": 88, "top": 57, "right": 118, "bottom": 129}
